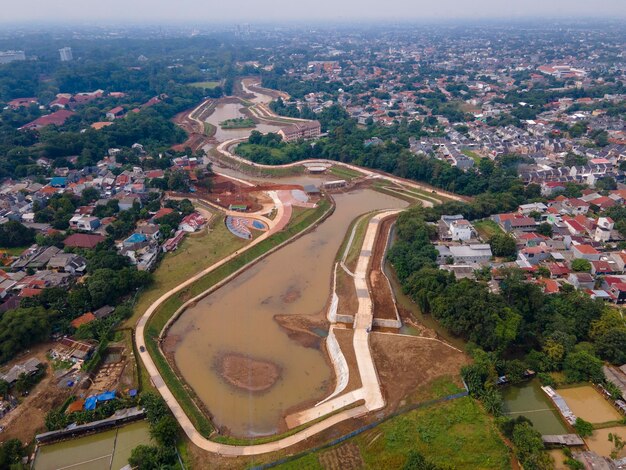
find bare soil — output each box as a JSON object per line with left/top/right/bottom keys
{"left": 370, "top": 332, "right": 469, "bottom": 409}
{"left": 0, "top": 344, "right": 72, "bottom": 445}
{"left": 335, "top": 268, "right": 358, "bottom": 318}
{"left": 214, "top": 352, "right": 282, "bottom": 393}
{"left": 369, "top": 215, "right": 399, "bottom": 321}
{"left": 333, "top": 328, "right": 362, "bottom": 393}
{"left": 273, "top": 314, "right": 328, "bottom": 349}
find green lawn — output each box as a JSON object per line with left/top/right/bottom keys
{"left": 328, "top": 165, "right": 363, "bottom": 180}
{"left": 189, "top": 81, "right": 220, "bottom": 89}
{"left": 462, "top": 149, "right": 483, "bottom": 164}
{"left": 275, "top": 396, "right": 510, "bottom": 470}
{"left": 220, "top": 117, "right": 256, "bottom": 129}
{"left": 0, "top": 245, "right": 29, "bottom": 256}
{"left": 473, "top": 219, "right": 503, "bottom": 241}
{"left": 344, "top": 214, "right": 371, "bottom": 272}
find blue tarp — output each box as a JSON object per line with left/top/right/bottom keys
{"left": 96, "top": 391, "right": 116, "bottom": 402}
{"left": 129, "top": 389, "right": 138, "bottom": 397}
{"left": 84, "top": 396, "right": 97, "bottom": 411}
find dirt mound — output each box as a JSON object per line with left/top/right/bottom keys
{"left": 280, "top": 286, "right": 301, "bottom": 304}
{"left": 214, "top": 352, "right": 281, "bottom": 393}
{"left": 274, "top": 314, "right": 328, "bottom": 349}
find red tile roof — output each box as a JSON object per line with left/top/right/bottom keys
{"left": 63, "top": 233, "right": 105, "bottom": 248}
{"left": 70, "top": 312, "right": 96, "bottom": 329}
{"left": 19, "top": 110, "right": 75, "bottom": 130}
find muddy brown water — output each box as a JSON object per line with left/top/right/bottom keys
{"left": 206, "top": 102, "right": 283, "bottom": 141}
{"left": 168, "top": 189, "right": 407, "bottom": 437}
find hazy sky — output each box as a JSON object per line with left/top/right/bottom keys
{"left": 2, "top": 0, "right": 626, "bottom": 23}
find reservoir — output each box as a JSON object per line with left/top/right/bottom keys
{"left": 167, "top": 188, "right": 407, "bottom": 436}
{"left": 205, "top": 102, "right": 283, "bottom": 141}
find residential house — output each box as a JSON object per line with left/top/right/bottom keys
{"left": 178, "top": 213, "right": 205, "bottom": 233}
{"left": 47, "top": 253, "right": 87, "bottom": 275}
{"left": 567, "top": 272, "right": 595, "bottom": 290}
{"left": 571, "top": 244, "right": 602, "bottom": 261}
{"left": 63, "top": 233, "right": 105, "bottom": 249}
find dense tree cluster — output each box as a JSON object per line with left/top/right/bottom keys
{"left": 388, "top": 207, "right": 624, "bottom": 404}
{"left": 0, "top": 221, "right": 35, "bottom": 247}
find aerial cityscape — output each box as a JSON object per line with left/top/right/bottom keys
{"left": 0, "top": 2, "right": 625, "bottom": 469}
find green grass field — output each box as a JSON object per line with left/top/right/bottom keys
{"left": 189, "top": 81, "right": 220, "bottom": 89}
{"left": 125, "top": 214, "right": 247, "bottom": 328}
{"left": 462, "top": 149, "right": 483, "bottom": 164}
{"left": 275, "top": 396, "right": 511, "bottom": 470}
{"left": 328, "top": 165, "right": 363, "bottom": 180}
{"left": 473, "top": 219, "right": 504, "bottom": 241}
{"left": 344, "top": 214, "right": 371, "bottom": 272}
{"left": 0, "top": 245, "right": 29, "bottom": 256}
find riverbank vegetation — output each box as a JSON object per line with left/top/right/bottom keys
{"left": 235, "top": 108, "right": 542, "bottom": 219}
{"left": 220, "top": 117, "right": 256, "bottom": 129}
{"left": 386, "top": 204, "right": 626, "bottom": 468}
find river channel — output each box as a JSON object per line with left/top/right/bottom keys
{"left": 167, "top": 188, "right": 407, "bottom": 437}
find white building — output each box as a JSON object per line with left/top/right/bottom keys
{"left": 438, "top": 214, "right": 474, "bottom": 241}
{"left": 0, "top": 50, "right": 26, "bottom": 64}
{"left": 594, "top": 217, "right": 615, "bottom": 243}
{"left": 59, "top": 47, "right": 73, "bottom": 62}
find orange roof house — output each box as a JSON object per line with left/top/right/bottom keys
{"left": 70, "top": 312, "right": 97, "bottom": 329}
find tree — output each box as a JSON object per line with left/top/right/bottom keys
{"left": 0, "top": 221, "right": 35, "bottom": 247}
{"left": 150, "top": 415, "right": 179, "bottom": 447}
{"left": 595, "top": 329, "right": 626, "bottom": 365}
{"left": 402, "top": 450, "right": 451, "bottom": 470}
{"left": 128, "top": 445, "right": 163, "bottom": 469}
{"left": 45, "top": 408, "right": 70, "bottom": 431}
{"left": 571, "top": 259, "right": 591, "bottom": 272}
{"left": 0, "top": 439, "right": 24, "bottom": 469}
{"left": 511, "top": 422, "right": 553, "bottom": 470}
{"left": 167, "top": 170, "right": 190, "bottom": 192}
{"left": 573, "top": 418, "right": 594, "bottom": 437}
{"left": 140, "top": 391, "right": 170, "bottom": 425}
{"left": 0, "top": 307, "right": 51, "bottom": 363}
{"left": 595, "top": 177, "right": 617, "bottom": 191}
{"left": 536, "top": 223, "right": 553, "bottom": 238}
{"left": 489, "top": 233, "right": 517, "bottom": 258}
{"left": 563, "top": 350, "right": 604, "bottom": 383}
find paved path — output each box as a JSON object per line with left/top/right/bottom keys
{"left": 284, "top": 211, "right": 399, "bottom": 427}
{"left": 215, "top": 138, "right": 467, "bottom": 203}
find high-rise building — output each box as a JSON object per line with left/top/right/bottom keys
{"left": 0, "top": 50, "right": 26, "bottom": 64}
{"left": 59, "top": 47, "right": 73, "bottom": 62}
